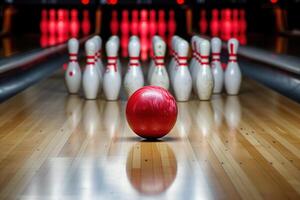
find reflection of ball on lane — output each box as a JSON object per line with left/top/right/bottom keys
{"left": 126, "top": 86, "right": 178, "bottom": 139}
{"left": 126, "top": 142, "right": 177, "bottom": 195}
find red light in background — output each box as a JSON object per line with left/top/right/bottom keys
{"left": 111, "top": 0, "right": 118, "bottom": 4}
{"left": 81, "top": 0, "right": 90, "bottom": 5}
{"left": 107, "top": 0, "right": 118, "bottom": 4}
{"left": 270, "top": 0, "right": 278, "bottom": 4}
{"left": 177, "top": 0, "right": 185, "bottom": 5}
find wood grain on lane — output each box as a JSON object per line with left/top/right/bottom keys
{"left": 0, "top": 74, "right": 300, "bottom": 200}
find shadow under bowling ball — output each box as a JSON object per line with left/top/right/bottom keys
{"left": 126, "top": 141, "right": 177, "bottom": 195}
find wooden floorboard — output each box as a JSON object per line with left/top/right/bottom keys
{"left": 0, "top": 73, "right": 300, "bottom": 200}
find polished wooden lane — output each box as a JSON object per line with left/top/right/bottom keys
{"left": 0, "top": 73, "right": 300, "bottom": 200}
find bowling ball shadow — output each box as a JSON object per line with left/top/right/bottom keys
{"left": 119, "top": 136, "right": 181, "bottom": 142}
{"left": 126, "top": 141, "right": 177, "bottom": 196}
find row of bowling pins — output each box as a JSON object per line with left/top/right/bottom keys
{"left": 148, "top": 36, "right": 242, "bottom": 101}
{"left": 65, "top": 35, "right": 122, "bottom": 100}
{"left": 65, "top": 35, "right": 241, "bottom": 101}
{"left": 65, "top": 35, "right": 167, "bottom": 100}
{"left": 188, "top": 36, "right": 242, "bottom": 101}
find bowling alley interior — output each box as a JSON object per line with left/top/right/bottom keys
{"left": 1, "top": 0, "right": 300, "bottom": 199}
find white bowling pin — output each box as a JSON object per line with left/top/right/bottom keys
{"left": 147, "top": 35, "right": 161, "bottom": 83}
{"left": 92, "top": 36, "right": 103, "bottom": 92}
{"left": 82, "top": 39, "right": 100, "bottom": 100}
{"left": 124, "top": 36, "right": 144, "bottom": 97}
{"left": 150, "top": 39, "right": 170, "bottom": 90}
{"left": 92, "top": 36, "right": 101, "bottom": 76}
{"left": 93, "top": 35, "right": 105, "bottom": 75}
{"left": 211, "top": 37, "right": 224, "bottom": 93}
{"left": 173, "top": 39, "right": 192, "bottom": 101}
{"left": 170, "top": 36, "right": 181, "bottom": 86}
{"left": 168, "top": 35, "right": 179, "bottom": 81}
{"left": 196, "top": 39, "right": 214, "bottom": 100}
{"left": 225, "top": 38, "right": 242, "bottom": 95}
{"left": 65, "top": 38, "right": 81, "bottom": 94}
{"left": 189, "top": 35, "right": 198, "bottom": 82}
{"left": 192, "top": 37, "right": 203, "bottom": 93}
{"left": 103, "top": 38, "right": 122, "bottom": 101}
{"left": 109, "top": 35, "right": 122, "bottom": 75}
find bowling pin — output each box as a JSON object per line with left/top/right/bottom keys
{"left": 211, "top": 37, "right": 223, "bottom": 93}
{"left": 192, "top": 37, "right": 203, "bottom": 93}
{"left": 65, "top": 38, "right": 81, "bottom": 94}
{"left": 167, "top": 35, "right": 179, "bottom": 79}
{"left": 109, "top": 35, "right": 122, "bottom": 75}
{"left": 92, "top": 36, "right": 103, "bottom": 92}
{"left": 103, "top": 38, "right": 122, "bottom": 101}
{"left": 92, "top": 36, "right": 104, "bottom": 74}
{"left": 170, "top": 36, "right": 181, "bottom": 85}
{"left": 95, "top": 35, "right": 105, "bottom": 75}
{"left": 124, "top": 36, "right": 144, "bottom": 97}
{"left": 147, "top": 35, "right": 161, "bottom": 83}
{"left": 225, "top": 38, "right": 241, "bottom": 95}
{"left": 172, "top": 39, "right": 192, "bottom": 101}
{"left": 189, "top": 35, "right": 199, "bottom": 89}
{"left": 83, "top": 39, "right": 100, "bottom": 99}
{"left": 150, "top": 38, "right": 169, "bottom": 90}
{"left": 196, "top": 39, "right": 214, "bottom": 100}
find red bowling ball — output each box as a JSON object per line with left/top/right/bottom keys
{"left": 126, "top": 86, "right": 178, "bottom": 139}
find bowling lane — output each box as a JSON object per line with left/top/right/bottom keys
{"left": 1, "top": 71, "right": 300, "bottom": 199}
